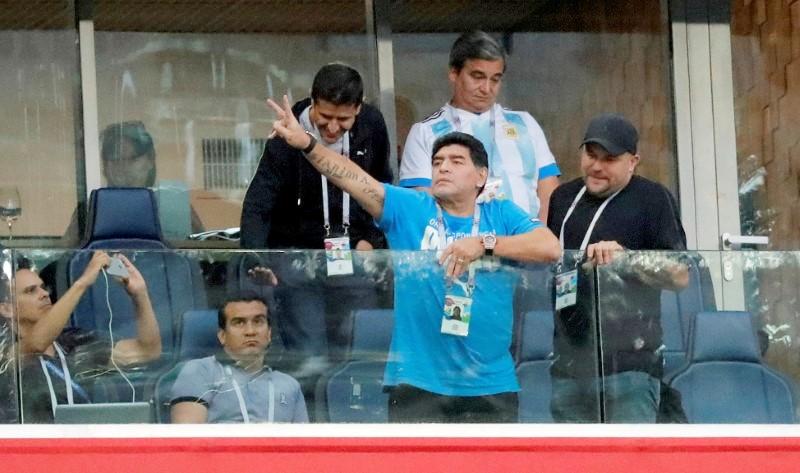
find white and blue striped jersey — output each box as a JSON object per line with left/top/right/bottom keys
{"left": 399, "top": 102, "right": 560, "bottom": 217}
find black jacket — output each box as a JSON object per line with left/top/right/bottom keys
{"left": 240, "top": 98, "right": 392, "bottom": 250}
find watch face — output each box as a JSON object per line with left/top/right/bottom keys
{"left": 483, "top": 234, "right": 497, "bottom": 249}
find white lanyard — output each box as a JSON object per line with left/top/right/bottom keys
{"left": 225, "top": 365, "right": 274, "bottom": 423}
{"left": 39, "top": 342, "right": 74, "bottom": 416}
{"left": 318, "top": 132, "right": 351, "bottom": 237}
{"left": 436, "top": 201, "right": 481, "bottom": 290}
{"left": 447, "top": 104, "right": 498, "bottom": 174}
{"left": 559, "top": 186, "right": 623, "bottom": 251}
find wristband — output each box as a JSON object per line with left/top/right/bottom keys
{"left": 302, "top": 131, "right": 317, "bottom": 154}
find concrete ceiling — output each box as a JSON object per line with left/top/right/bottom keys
{"left": 0, "top": 0, "right": 662, "bottom": 33}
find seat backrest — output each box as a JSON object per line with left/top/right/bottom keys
{"left": 515, "top": 309, "right": 554, "bottom": 364}
{"left": 660, "top": 289, "right": 685, "bottom": 375}
{"left": 516, "top": 361, "right": 554, "bottom": 423}
{"left": 669, "top": 311, "right": 796, "bottom": 423}
{"left": 313, "top": 309, "right": 394, "bottom": 422}
{"left": 350, "top": 308, "right": 394, "bottom": 357}
{"left": 83, "top": 187, "right": 165, "bottom": 249}
{"left": 315, "top": 360, "right": 389, "bottom": 423}
{"left": 152, "top": 362, "right": 185, "bottom": 423}
{"left": 68, "top": 188, "right": 207, "bottom": 359}
{"left": 660, "top": 256, "right": 715, "bottom": 375}
{"left": 514, "top": 309, "right": 556, "bottom": 423}
{"left": 178, "top": 309, "right": 219, "bottom": 361}
{"left": 689, "top": 311, "right": 760, "bottom": 363}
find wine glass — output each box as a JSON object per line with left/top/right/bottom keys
{"left": 0, "top": 187, "right": 22, "bottom": 241}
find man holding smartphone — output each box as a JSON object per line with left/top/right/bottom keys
{"left": 3, "top": 251, "right": 161, "bottom": 422}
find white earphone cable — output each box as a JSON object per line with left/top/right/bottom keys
{"left": 102, "top": 268, "right": 136, "bottom": 402}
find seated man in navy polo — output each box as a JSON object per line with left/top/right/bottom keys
{"left": 267, "top": 94, "right": 561, "bottom": 423}
{"left": 170, "top": 295, "right": 308, "bottom": 423}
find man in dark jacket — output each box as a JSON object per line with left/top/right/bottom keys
{"left": 240, "top": 64, "right": 392, "bottom": 373}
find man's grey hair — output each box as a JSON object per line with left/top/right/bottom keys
{"left": 449, "top": 31, "right": 507, "bottom": 72}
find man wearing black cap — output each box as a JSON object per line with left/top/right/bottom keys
{"left": 546, "top": 113, "right": 688, "bottom": 423}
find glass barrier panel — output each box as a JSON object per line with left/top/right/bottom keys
{"left": 91, "top": 1, "right": 374, "bottom": 244}
{"left": 0, "top": 6, "right": 82, "bottom": 244}
{"left": 730, "top": 1, "right": 800, "bottom": 249}
{"left": 0, "top": 249, "right": 18, "bottom": 423}
{"left": 547, "top": 250, "right": 602, "bottom": 423}
{"left": 392, "top": 1, "right": 677, "bottom": 202}
{"left": 596, "top": 250, "right": 799, "bottom": 424}
{"left": 734, "top": 250, "right": 800, "bottom": 423}
{"left": 10, "top": 248, "right": 580, "bottom": 424}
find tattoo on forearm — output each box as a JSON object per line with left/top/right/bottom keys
{"left": 362, "top": 186, "right": 384, "bottom": 204}
{"left": 308, "top": 151, "right": 380, "bottom": 203}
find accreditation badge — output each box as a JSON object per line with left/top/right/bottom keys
{"left": 554, "top": 269, "right": 578, "bottom": 310}
{"left": 441, "top": 294, "right": 472, "bottom": 337}
{"left": 324, "top": 236, "right": 354, "bottom": 276}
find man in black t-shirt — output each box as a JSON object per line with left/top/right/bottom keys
{"left": 547, "top": 113, "right": 688, "bottom": 423}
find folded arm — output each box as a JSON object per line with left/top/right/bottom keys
{"left": 439, "top": 227, "right": 561, "bottom": 278}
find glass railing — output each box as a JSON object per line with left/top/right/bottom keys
{"left": 0, "top": 249, "right": 17, "bottom": 424}
{"left": 2, "top": 248, "right": 799, "bottom": 424}
{"left": 595, "top": 251, "right": 800, "bottom": 424}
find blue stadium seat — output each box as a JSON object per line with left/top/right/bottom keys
{"left": 176, "top": 309, "right": 219, "bottom": 362}
{"left": 349, "top": 308, "right": 394, "bottom": 357}
{"left": 152, "top": 362, "right": 185, "bottom": 423}
{"left": 510, "top": 263, "right": 553, "bottom": 356}
{"left": 315, "top": 308, "right": 394, "bottom": 422}
{"left": 668, "top": 311, "right": 796, "bottom": 423}
{"left": 81, "top": 187, "right": 164, "bottom": 249}
{"left": 515, "top": 310, "right": 555, "bottom": 423}
{"left": 151, "top": 309, "right": 218, "bottom": 423}
{"left": 67, "top": 188, "right": 207, "bottom": 361}
{"left": 660, "top": 255, "right": 716, "bottom": 376}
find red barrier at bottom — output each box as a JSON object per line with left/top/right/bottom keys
{"left": 3, "top": 436, "right": 800, "bottom": 473}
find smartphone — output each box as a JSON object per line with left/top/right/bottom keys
{"left": 105, "top": 255, "right": 130, "bottom": 278}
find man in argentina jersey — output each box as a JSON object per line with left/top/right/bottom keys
{"left": 399, "top": 31, "right": 561, "bottom": 223}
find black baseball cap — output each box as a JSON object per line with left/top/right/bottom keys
{"left": 581, "top": 113, "right": 638, "bottom": 156}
